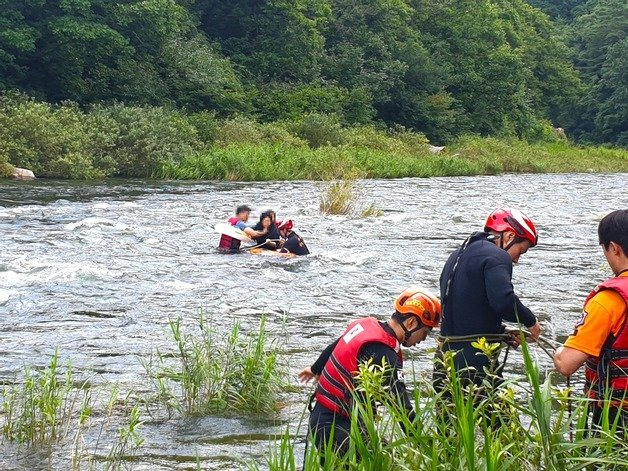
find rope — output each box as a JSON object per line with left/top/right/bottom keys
{"left": 439, "top": 330, "right": 574, "bottom": 441}
{"left": 241, "top": 239, "right": 282, "bottom": 251}
{"left": 437, "top": 333, "right": 513, "bottom": 344}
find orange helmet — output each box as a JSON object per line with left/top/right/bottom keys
{"left": 394, "top": 287, "right": 441, "bottom": 328}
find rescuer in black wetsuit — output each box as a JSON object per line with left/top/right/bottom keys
{"left": 298, "top": 287, "right": 441, "bottom": 460}
{"left": 433, "top": 208, "right": 542, "bottom": 391}
{"left": 276, "top": 219, "right": 310, "bottom": 255}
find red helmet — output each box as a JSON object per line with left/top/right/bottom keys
{"left": 276, "top": 219, "right": 293, "bottom": 231}
{"left": 484, "top": 208, "right": 538, "bottom": 247}
{"left": 394, "top": 287, "right": 441, "bottom": 328}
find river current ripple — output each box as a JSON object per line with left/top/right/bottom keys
{"left": 0, "top": 174, "right": 626, "bottom": 469}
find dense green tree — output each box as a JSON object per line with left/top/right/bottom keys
{"left": 321, "top": 0, "right": 455, "bottom": 141}
{"left": 0, "top": 0, "right": 623, "bottom": 145}
{"left": 195, "top": 0, "right": 329, "bottom": 82}
{"left": 0, "top": 0, "right": 243, "bottom": 111}
{"left": 568, "top": 0, "right": 627, "bottom": 145}
{"left": 0, "top": 1, "right": 41, "bottom": 92}
{"left": 526, "top": 0, "right": 588, "bottom": 20}
{"left": 412, "top": 0, "right": 581, "bottom": 138}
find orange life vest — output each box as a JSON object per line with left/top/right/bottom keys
{"left": 583, "top": 276, "right": 628, "bottom": 406}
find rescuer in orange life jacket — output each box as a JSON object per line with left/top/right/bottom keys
{"left": 554, "top": 209, "right": 628, "bottom": 436}
{"left": 298, "top": 287, "right": 441, "bottom": 458}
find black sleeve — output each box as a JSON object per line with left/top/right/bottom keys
{"left": 311, "top": 338, "right": 340, "bottom": 375}
{"left": 281, "top": 234, "right": 310, "bottom": 255}
{"left": 484, "top": 257, "right": 536, "bottom": 327}
{"left": 358, "top": 343, "right": 415, "bottom": 421}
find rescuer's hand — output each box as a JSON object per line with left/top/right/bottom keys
{"left": 503, "top": 327, "right": 522, "bottom": 348}
{"left": 527, "top": 321, "right": 541, "bottom": 341}
{"left": 298, "top": 366, "right": 319, "bottom": 384}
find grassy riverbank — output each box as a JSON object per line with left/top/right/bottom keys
{"left": 1, "top": 96, "right": 627, "bottom": 180}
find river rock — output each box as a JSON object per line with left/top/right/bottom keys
{"left": 428, "top": 145, "right": 445, "bottom": 154}
{"left": 553, "top": 127, "right": 567, "bottom": 140}
{"left": 11, "top": 168, "right": 36, "bottom": 180}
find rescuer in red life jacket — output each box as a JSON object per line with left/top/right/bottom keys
{"left": 554, "top": 209, "right": 628, "bottom": 435}
{"left": 298, "top": 287, "right": 441, "bottom": 459}
{"left": 217, "top": 205, "right": 269, "bottom": 252}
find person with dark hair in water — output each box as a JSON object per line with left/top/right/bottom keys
{"left": 217, "top": 205, "right": 268, "bottom": 253}
{"left": 252, "top": 210, "right": 281, "bottom": 249}
{"left": 554, "top": 209, "right": 628, "bottom": 435}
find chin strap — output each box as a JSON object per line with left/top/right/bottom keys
{"left": 493, "top": 232, "right": 516, "bottom": 252}
{"left": 394, "top": 313, "right": 423, "bottom": 346}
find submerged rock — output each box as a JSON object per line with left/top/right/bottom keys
{"left": 11, "top": 168, "right": 36, "bottom": 180}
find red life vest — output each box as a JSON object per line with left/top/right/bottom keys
{"left": 218, "top": 217, "right": 241, "bottom": 250}
{"left": 583, "top": 276, "right": 628, "bottom": 406}
{"left": 314, "top": 317, "right": 402, "bottom": 416}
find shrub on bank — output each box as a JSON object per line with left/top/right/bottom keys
{"left": 289, "top": 113, "right": 345, "bottom": 148}
{"left": 1, "top": 94, "right": 626, "bottom": 180}
{"left": 0, "top": 95, "right": 205, "bottom": 178}
{"left": 90, "top": 104, "right": 202, "bottom": 177}
{"left": 0, "top": 154, "right": 14, "bottom": 178}
{"left": 0, "top": 95, "right": 113, "bottom": 178}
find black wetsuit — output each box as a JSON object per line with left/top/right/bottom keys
{"left": 434, "top": 232, "right": 537, "bottom": 387}
{"left": 309, "top": 322, "right": 413, "bottom": 456}
{"left": 252, "top": 223, "right": 280, "bottom": 248}
{"left": 281, "top": 231, "right": 309, "bottom": 255}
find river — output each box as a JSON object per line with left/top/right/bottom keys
{"left": 1, "top": 173, "right": 626, "bottom": 469}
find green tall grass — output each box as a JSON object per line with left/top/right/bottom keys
{"left": 1, "top": 350, "right": 82, "bottom": 444}
{"left": 157, "top": 139, "right": 627, "bottom": 182}
{"left": 0, "top": 352, "right": 144, "bottom": 470}
{"left": 143, "top": 311, "right": 285, "bottom": 416}
{"left": 249, "top": 337, "right": 627, "bottom": 470}
{"left": 320, "top": 180, "right": 355, "bottom": 215}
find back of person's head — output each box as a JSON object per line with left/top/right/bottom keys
{"left": 236, "top": 205, "right": 252, "bottom": 215}
{"left": 277, "top": 219, "right": 293, "bottom": 232}
{"left": 598, "top": 209, "right": 628, "bottom": 254}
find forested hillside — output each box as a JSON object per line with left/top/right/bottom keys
{"left": 0, "top": 0, "right": 625, "bottom": 169}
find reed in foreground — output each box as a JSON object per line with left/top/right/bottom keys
{"left": 0, "top": 352, "right": 144, "bottom": 469}
{"left": 142, "top": 311, "right": 285, "bottom": 417}
{"left": 248, "top": 337, "right": 627, "bottom": 470}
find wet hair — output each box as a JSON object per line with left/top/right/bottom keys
{"left": 598, "top": 209, "right": 628, "bottom": 254}
{"left": 258, "top": 211, "right": 272, "bottom": 224}
{"left": 265, "top": 209, "right": 276, "bottom": 222}
{"left": 236, "top": 205, "right": 252, "bottom": 215}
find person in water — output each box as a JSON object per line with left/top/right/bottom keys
{"left": 298, "top": 287, "right": 441, "bottom": 462}
{"left": 433, "top": 208, "right": 542, "bottom": 393}
{"left": 251, "top": 210, "right": 281, "bottom": 249}
{"left": 554, "top": 209, "right": 628, "bottom": 435}
{"left": 276, "top": 219, "right": 310, "bottom": 255}
{"left": 218, "top": 205, "right": 268, "bottom": 252}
